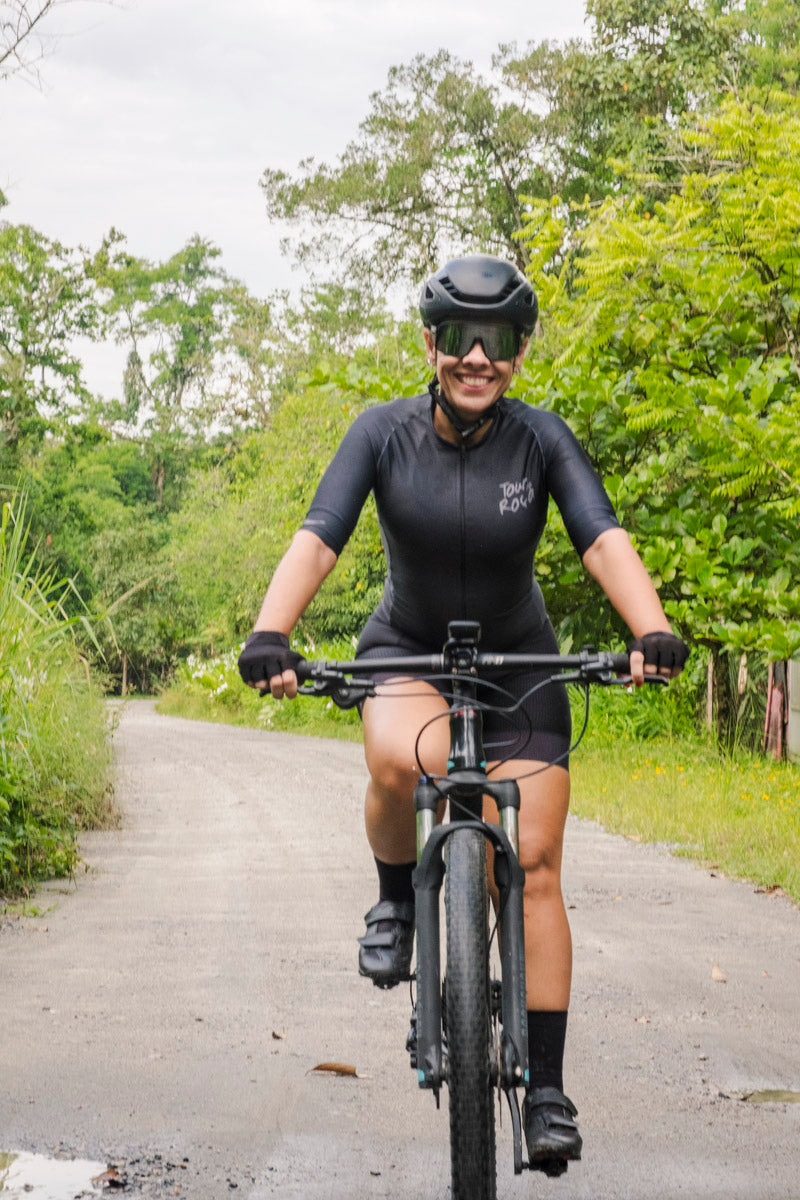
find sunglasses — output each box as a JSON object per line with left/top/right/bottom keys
{"left": 433, "top": 322, "right": 522, "bottom": 362}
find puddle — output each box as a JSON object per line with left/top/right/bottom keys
{"left": 0, "top": 1152, "right": 109, "bottom": 1198}
{"left": 742, "top": 1089, "right": 800, "bottom": 1104}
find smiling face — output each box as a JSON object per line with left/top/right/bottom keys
{"left": 424, "top": 326, "right": 528, "bottom": 442}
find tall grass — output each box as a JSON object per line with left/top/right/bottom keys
{"left": 0, "top": 499, "right": 113, "bottom": 895}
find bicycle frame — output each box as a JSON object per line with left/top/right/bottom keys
{"left": 296, "top": 623, "right": 644, "bottom": 1182}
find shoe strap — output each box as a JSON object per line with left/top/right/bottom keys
{"left": 363, "top": 899, "right": 414, "bottom": 926}
{"left": 526, "top": 1086, "right": 578, "bottom": 1117}
{"left": 358, "top": 930, "right": 398, "bottom": 949}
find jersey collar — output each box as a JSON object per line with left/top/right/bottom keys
{"left": 428, "top": 377, "right": 501, "bottom": 444}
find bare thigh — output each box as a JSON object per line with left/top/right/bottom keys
{"left": 361, "top": 678, "right": 451, "bottom": 862}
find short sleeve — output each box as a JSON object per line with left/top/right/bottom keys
{"left": 541, "top": 414, "right": 620, "bottom": 557}
{"left": 301, "top": 411, "right": 380, "bottom": 555}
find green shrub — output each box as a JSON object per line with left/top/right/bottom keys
{"left": 158, "top": 636, "right": 363, "bottom": 740}
{"left": 0, "top": 500, "right": 113, "bottom": 894}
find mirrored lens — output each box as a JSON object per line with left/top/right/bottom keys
{"left": 434, "top": 322, "right": 520, "bottom": 361}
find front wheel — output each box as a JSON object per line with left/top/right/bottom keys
{"left": 444, "top": 828, "right": 496, "bottom": 1200}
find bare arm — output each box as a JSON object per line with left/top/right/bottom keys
{"left": 254, "top": 529, "right": 338, "bottom": 633}
{"left": 247, "top": 530, "right": 338, "bottom": 697}
{"left": 581, "top": 527, "right": 673, "bottom": 685}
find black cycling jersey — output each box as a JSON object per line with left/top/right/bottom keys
{"left": 301, "top": 388, "right": 619, "bottom": 651}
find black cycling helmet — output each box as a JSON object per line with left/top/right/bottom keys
{"left": 419, "top": 254, "right": 538, "bottom": 334}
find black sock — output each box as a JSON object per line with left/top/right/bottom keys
{"left": 375, "top": 857, "right": 415, "bottom": 905}
{"left": 527, "top": 1009, "right": 568, "bottom": 1092}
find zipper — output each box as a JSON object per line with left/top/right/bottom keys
{"left": 459, "top": 444, "right": 467, "bottom": 618}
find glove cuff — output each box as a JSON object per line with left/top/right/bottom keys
{"left": 245, "top": 630, "right": 290, "bottom": 649}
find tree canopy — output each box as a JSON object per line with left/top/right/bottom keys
{"left": 3, "top": 0, "right": 800, "bottom": 751}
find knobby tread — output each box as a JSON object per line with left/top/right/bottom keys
{"left": 444, "top": 828, "right": 496, "bottom": 1200}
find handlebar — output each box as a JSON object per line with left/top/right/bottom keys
{"left": 296, "top": 648, "right": 631, "bottom": 683}
{"left": 295, "top": 646, "right": 665, "bottom": 709}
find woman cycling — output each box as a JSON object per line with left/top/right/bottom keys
{"left": 238, "top": 255, "right": 688, "bottom": 1174}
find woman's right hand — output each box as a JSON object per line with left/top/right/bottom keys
{"left": 237, "top": 631, "right": 305, "bottom": 699}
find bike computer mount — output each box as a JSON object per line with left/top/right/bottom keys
{"left": 444, "top": 620, "right": 481, "bottom": 673}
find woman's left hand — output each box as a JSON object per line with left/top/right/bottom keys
{"left": 627, "top": 632, "right": 689, "bottom": 687}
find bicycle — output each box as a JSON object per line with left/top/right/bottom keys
{"left": 296, "top": 619, "right": 662, "bottom": 1199}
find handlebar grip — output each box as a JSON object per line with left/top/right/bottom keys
{"left": 609, "top": 652, "right": 630, "bottom": 674}
{"left": 295, "top": 659, "right": 313, "bottom": 683}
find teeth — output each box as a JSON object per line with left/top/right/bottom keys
{"left": 460, "top": 376, "right": 491, "bottom": 386}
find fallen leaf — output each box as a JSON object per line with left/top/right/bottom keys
{"left": 711, "top": 963, "right": 727, "bottom": 983}
{"left": 743, "top": 1089, "right": 800, "bottom": 1104}
{"left": 309, "top": 1061, "right": 358, "bottom": 1077}
{"left": 91, "top": 1167, "right": 126, "bottom": 1188}
{"left": 271, "top": 1030, "right": 284, "bottom": 1040}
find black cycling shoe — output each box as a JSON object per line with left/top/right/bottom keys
{"left": 357, "top": 899, "right": 415, "bottom": 989}
{"left": 523, "top": 1086, "right": 582, "bottom": 1176}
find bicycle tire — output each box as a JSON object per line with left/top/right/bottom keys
{"left": 444, "top": 827, "right": 497, "bottom": 1200}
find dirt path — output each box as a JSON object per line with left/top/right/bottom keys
{"left": 1, "top": 700, "right": 798, "bottom": 1198}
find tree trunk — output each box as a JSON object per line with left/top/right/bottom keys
{"left": 710, "top": 645, "right": 738, "bottom": 750}
{"left": 154, "top": 460, "right": 165, "bottom": 509}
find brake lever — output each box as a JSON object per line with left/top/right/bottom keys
{"left": 557, "top": 669, "right": 670, "bottom": 687}
{"left": 297, "top": 671, "right": 376, "bottom": 709}
{"left": 608, "top": 673, "right": 670, "bottom": 688}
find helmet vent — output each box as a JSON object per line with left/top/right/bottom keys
{"left": 438, "top": 271, "right": 519, "bottom": 305}
{"left": 494, "top": 277, "right": 520, "bottom": 303}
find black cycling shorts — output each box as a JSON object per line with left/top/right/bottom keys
{"left": 356, "top": 617, "right": 572, "bottom": 767}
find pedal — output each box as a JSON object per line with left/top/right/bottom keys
{"left": 530, "top": 1156, "right": 569, "bottom": 1178}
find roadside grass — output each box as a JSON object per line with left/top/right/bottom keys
{"left": 0, "top": 500, "right": 114, "bottom": 897}
{"left": 156, "top": 642, "right": 363, "bottom": 742}
{"left": 160, "top": 648, "right": 800, "bottom": 903}
{"left": 571, "top": 734, "right": 800, "bottom": 901}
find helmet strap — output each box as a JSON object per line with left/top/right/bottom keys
{"left": 429, "top": 377, "right": 498, "bottom": 443}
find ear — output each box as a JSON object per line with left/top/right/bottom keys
{"left": 423, "top": 327, "right": 436, "bottom": 365}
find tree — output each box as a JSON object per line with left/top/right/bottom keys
{"left": 517, "top": 90, "right": 800, "bottom": 742}
{"left": 89, "top": 232, "right": 274, "bottom": 505}
{"left": 261, "top": 2, "right": 739, "bottom": 292}
{"left": 261, "top": 50, "right": 544, "bottom": 288}
{"left": 718, "top": 0, "right": 800, "bottom": 94}
{"left": 91, "top": 522, "right": 194, "bottom": 694}
{"left": 0, "top": 222, "right": 97, "bottom": 453}
{"left": 1, "top": 0, "right": 64, "bottom": 82}
{"left": 501, "top": 0, "right": 735, "bottom": 203}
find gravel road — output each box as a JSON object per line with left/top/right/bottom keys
{"left": 1, "top": 699, "right": 799, "bottom": 1199}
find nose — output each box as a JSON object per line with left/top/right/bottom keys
{"left": 461, "top": 339, "right": 491, "bottom": 365}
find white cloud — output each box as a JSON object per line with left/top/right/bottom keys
{"left": 2, "top": 0, "right": 589, "bottom": 394}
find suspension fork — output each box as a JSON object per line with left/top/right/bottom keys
{"left": 412, "top": 774, "right": 528, "bottom": 1094}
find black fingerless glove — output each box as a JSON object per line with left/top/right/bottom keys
{"left": 237, "top": 631, "right": 305, "bottom": 685}
{"left": 627, "top": 631, "right": 689, "bottom": 673}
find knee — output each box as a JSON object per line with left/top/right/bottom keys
{"left": 519, "top": 839, "right": 562, "bottom": 898}
{"left": 368, "top": 755, "right": 417, "bottom": 803}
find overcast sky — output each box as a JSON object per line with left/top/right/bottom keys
{"left": 2, "top": 0, "right": 589, "bottom": 392}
